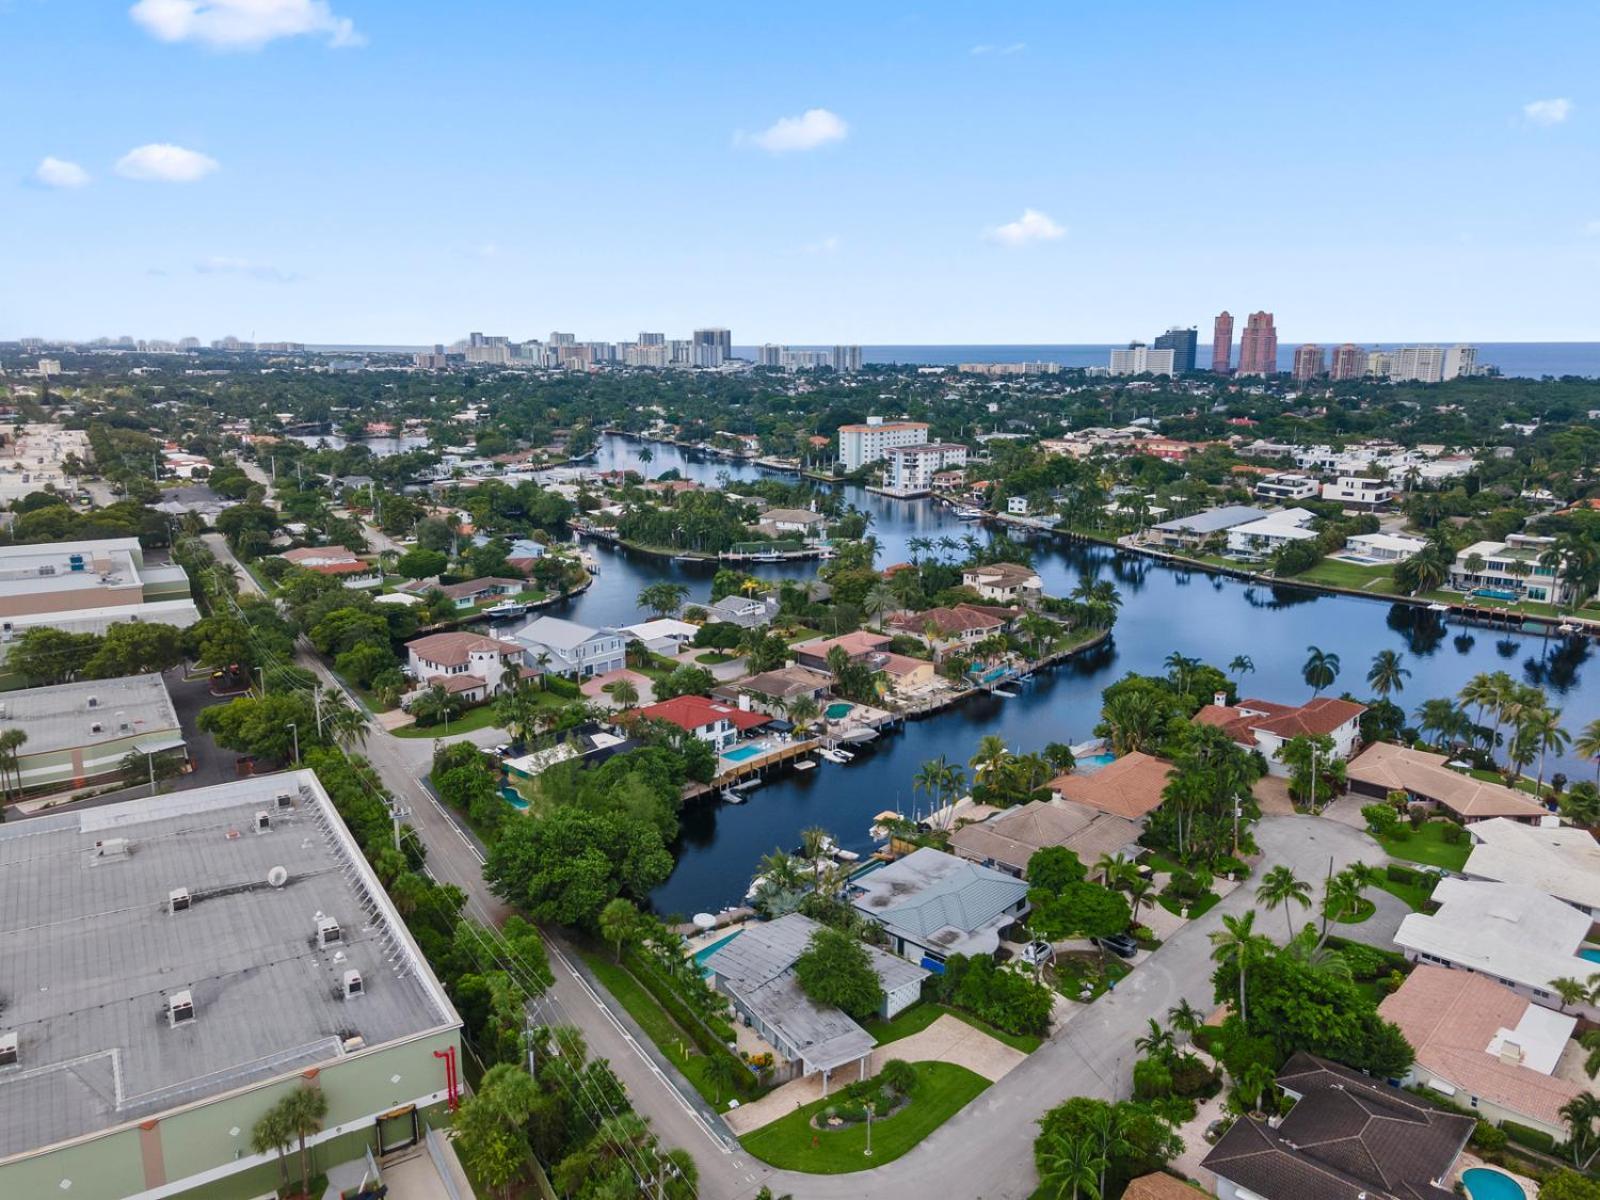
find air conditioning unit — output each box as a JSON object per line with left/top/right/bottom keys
{"left": 316, "top": 916, "right": 343, "bottom": 948}
{"left": 254, "top": 810, "right": 271, "bottom": 833}
{"left": 94, "top": 838, "right": 131, "bottom": 858}
{"left": 275, "top": 792, "right": 294, "bottom": 810}
{"left": 169, "top": 887, "right": 191, "bottom": 913}
{"left": 167, "top": 990, "right": 195, "bottom": 1026}
{"left": 0, "top": 1031, "right": 17, "bottom": 1066}
{"left": 343, "top": 970, "right": 364, "bottom": 999}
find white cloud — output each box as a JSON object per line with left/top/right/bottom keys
{"left": 131, "top": 0, "right": 362, "bottom": 50}
{"left": 115, "top": 144, "right": 220, "bottom": 183}
{"left": 970, "top": 42, "right": 1026, "bottom": 56}
{"left": 1523, "top": 98, "right": 1573, "bottom": 125}
{"left": 34, "top": 157, "right": 91, "bottom": 188}
{"left": 196, "top": 255, "right": 296, "bottom": 282}
{"left": 738, "top": 108, "right": 848, "bottom": 153}
{"left": 801, "top": 234, "right": 841, "bottom": 256}
{"left": 984, "top": 208, "right": 1065, "bottom": 247}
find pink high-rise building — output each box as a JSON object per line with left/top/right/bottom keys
{"left": 1237, "top": 311, "right": 1278, "bottom": 376}
{"left": 1329, "top": 343, "right": 1365, "bottom": 380}
{"left": 1292, "top": 344, "right": 1326, "bottom": 381}
{"left": 1211, "top": 311, "right": 1234, "bottom": 374}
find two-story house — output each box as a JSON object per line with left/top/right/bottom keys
{"left": 1320, "top": 475, "right": 1394, "bottom": 510}
{"left": 1193, "top": 694, "right": 1365, "bottom": 778}
{"left": 1449, "top": 533, "right": 1587, "bottom": 606}
{"left": 513, "top": 615, "right": 626, "bottom": 679}
{"left": 960, "top": 562, "right": 1044, "bottom": 606}
{"left": 626, "top": 694, "right": 770, "bottom": 752}
{"left": 404, "top": 632, "right": 524, "bottom": 705}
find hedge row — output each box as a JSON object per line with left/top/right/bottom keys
{"left": 1501, "top": 1121, "right": 1557, "bottom": 1154}
{"left": 622, "top": 949, "right": 751, "bottom": 1093}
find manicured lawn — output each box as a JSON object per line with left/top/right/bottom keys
{"left": 1377, "top": 820, "right": 1470, "bottom": 871}
{"left": 391, "top": 703, "right": 506, "bottom": 738}
{"left": 863, "top": 1002, "right": 1041, "bottom": 1055}
{"left": 1158, "top": 889, "right": 1220, "bottom": 919}
{"left": 1467, "top": 767, "right": 1546, "bottom": 797}
{"left": 740, "top": 1062, "right": 990, "bottom": 1173}
{"left": 1052, "top": 952, "right": 1132, "bottom": 1002}
{"left": 1374, "top": 873, "right": 1436, "bottom": 912}
{"left": 1295, "top": 559, "right": 1401, "bottom": 593}
{"left": 695, "top": 651, "right": 738, "bottom": 664}
{"left": 1335, "top": 897, "right": 1376, "bottom": 924}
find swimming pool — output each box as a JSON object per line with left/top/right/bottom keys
{"left": 1078, "top": 752, "right": 1116, "bottom": 771}
{"left": 723, "top": 744, "right": 764, "bottom": 763}
{"left": 825, "top": 702, "right": 853, "bottom": 720}
{"left": 1473, "top": 588, "right": 1519, "bottom": 602}
{"left": 1580, "top": 947, "right": 1600, "bottom": 964}
{"left": 501, "top": 786, "right": 529, "bottom": 811}
{"left": 1462, "top": 1168, "right": 1525, "bottom": 1200}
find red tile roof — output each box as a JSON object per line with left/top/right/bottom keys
{"left": 409, "top": 632, "right": 521, "bottom": 668}
{"left": 1194, "top": 697, "right": 1365, "bottom": 744}
{"left": 306, "top": 560, "right": 379, "bottom": 576}
{"left": 630, "top": 694, "right": 771, "bottom": 733}
{"left": 1049, "top": 753, "right": 1173, "bottom": 820}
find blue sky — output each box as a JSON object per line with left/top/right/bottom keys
{"left": 3, "top": 1, "right": 1596, "bottom": 345}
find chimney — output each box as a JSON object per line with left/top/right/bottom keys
{"left": 738, "top": 694, "right": 750, "bottom": 711}
{"left": 1214, "top": 691, "right": 1228, "bottom": 708}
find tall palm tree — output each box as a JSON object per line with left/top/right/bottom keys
{"left": 1575, "top": 717, "right": 1600, "bottom": 783}
{"left": 283, "top": 1086, "right": 329, "bottom": 1198}
{"left": 799, "top": 826, "right": 833, "bottom": 887}
{"left": 1134, "top": 1018, "right": 1176, "bottom": 1064}
{"left": 1302, "top": 646, "right": 1341, "bottom": 697}
{"left": 1550, "top": 976, "right": 1590, "bottom": 1014}
{"left": 1166, "top": 998, "right": 1204, "bottom": 1047}
{"left": 1559, "top": 1092, "right": 1600, "bottom": 1169}
{"left": 1164, "top": 652, "right": 1201, "bottom": 697}
{"left": 1256, "top": 865, "right": 1313, "bottom": 942}
{"left": 1525, "top": 707, "right": 1571, "bottom": 792}
{"left": 1037, "top": 1131, "right": 1104, "bottom": 1200}
{"left": 1366, "top": 650, "right": 1410, "bottom": 698}
{"left": 862, "top": 583, "right": 897, "bottom": 632}
{"left": 970, "top": 734, "right": 1012, "bottom": 780}
{"left": 1561, "top": 782, "right": 1600, "bottom": 830}
{"left": 249, "top": 1104, "right": 294, "bottom": 1195}
{"left": 1209, "top": 910, "right": 1268, "bottom": 1027}
{"left": 787, "top": 694, "right": 819, "bottom": 734}
{"left": 1228, "top": 655, "right": 1255, "bottom": 684}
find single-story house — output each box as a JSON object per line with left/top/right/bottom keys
{"left": 432, "top": 576, "right": 527, "bottom": 609}
{"left": 790, "top": 629, "right": 891, "bottom": 671}
{"left": 1345, "top": 742, "right": 1549, "bottom": 823}
{"left": 1462, "top": 817, "right": 1600, "bottom": 916}
{"left": 960, "top": 562, "right": 1044, "bottom": 606}
{"left": 514, "top": 615, "right": 627, "bottom": 679}
{"left": 2, "top": 673, "right": 185, "bottom": 792}
{"left": 704, "top": 594, "right": 778, "bottom": 629}
{"left": 735, "top": 665, "right": 834, "bottom": 708}
{"left": 1394, "top": 878, "right": 1599, "bottom": 1020}
{"left": 278, "top": 544, "right": 360, "bottom": 568}
{"left": 1202, "top": 1052, "right": 1473, "bottom": 1200}
{"left": 704, "top": 913, "right": 928, "bottom": 1092}
{"left": 277, "top": 544, "right": 382, "bottom": 588}
{"left": 625, "top": 694, "right": 770, "bottom": 752}
{"left": 618, "top": 618, "right": 700, "bottom": 655}
{"left": 1193, "top": 695, "right": 1365, "bottom": 778}
{"left": 1344, "top": 531, "right": 1428, "bottom": 562}
{"left": 847, "top": 847, "right": 1030, "bottom": 969}
{"left": 1049, "top": 752, "right": 1173, "bottom": 821}
{"left": 405, "top": 632, "right": 524, "bottom": 703}
{"left": 1379, "top": 965, "right": 1583, "bottom": 1140}
{"left": 1145, "top": 506, "right": 1267, "bottom": 551}
{"left": 760, "top": 508, "right": 827, "bottom": 534}
{"left": 949, "top": 800, "right": 1143, "bottom": 879}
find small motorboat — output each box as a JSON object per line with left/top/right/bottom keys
{"left": 793, "top": 759, "right": 817, "bottom": 772}
{"left": 672, "top": 553, "right": 699, "bottom": 562}
{"left": 752, "top": 551, "right": 782, "bottom": 563}
{"left": 818, "top": 748, "right": 850, "bottom": 765}
{"left": 954, "top": 507, "right": 984, "bottom": 520}
{"left": 991, "top": 685, "right": 1020, "bottom": 698}
{"left": 719, "top": 788, "right": 745, "bottom": 804}
{"left": 1426, "top": 602, "right": 1450, "bottom": 613}
{"left": 833, "top": 848, "right": 861, "bottom": 863}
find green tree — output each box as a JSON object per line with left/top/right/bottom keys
{"left": 598, "top": 898, "right": 644, "bottom": 962}
{"left": 1540, "top": 1171, "right": 1600, "bottom": 1200}
{"left": 248, "top": 1101, "right": 294, "bottom": 1195}
{"left": 1210, "top": 910, "right": 1268, "bottom": 1026}
{"left": 1257, "top": 865, "right": 1313, "bottom": 942}
{"left": 7, "top": 626, "right": 102, "bottom": 685}
{"left": 793, "top": 927, "right": 883, "bottom": 1019}
{"left": 1037, "top": 1131, "right": 1104, "bottom": 1200}
{"left": 1302, "top": 645, "right": 1341, "bottom": 696}
{"left": 282, "top": 1085, "right": 328, "bottom": 1198}
{"left": 453, "top": 1063, "right": 541, "bottom": 1200}
{"left": 485, "top": 806, "right": 673, "bottom": 925}
{"left": 1366, "top": 650, "right": 1410, "bottom": 698}
{"left": 396, "top": 547, "right": 448, "bottom": 579}
{"left": 636, "top": 581, "right": 689, "bottom": 618}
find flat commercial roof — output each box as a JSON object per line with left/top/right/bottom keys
{"left": 0, "top": 772, "right": 458, "bottom": 1161}
{"left": 0, "top": 673, "right": 180, "bottom": 758}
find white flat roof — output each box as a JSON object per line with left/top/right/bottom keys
{"left": 1394, "top": 878, "right": 1594, "bottom": 995}
{"left": 1464, "top": 818, "right": 1600, "bottom": 911}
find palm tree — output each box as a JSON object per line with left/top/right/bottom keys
{"left": 1134, "top": 1018, "right": 1176, "bottom": 1065}
{"left": 1550, "top": 976, "right": 1590, "bottom": 1014}
{"left": 1415, "top": 698, "right": 1470, "bottom": 752}
{"left": 1575, "top": 718, "right": 1600, "bottom": 783}
{"left": 702, "top": 1051, "right": 741, "bottom": 1103}
{"left": 1101, "top": 687, "right": 1165, "bottom": 756}
{"left": 799, "top": 826, "right": 834, "bottom": 887}
{"left": 249, "top": 1103, "right": 294, "bottom": 1195}
{"left": 908, "top": 535, "right": 933, "bottom": 564}
{"left": 1166, "top": 999, "right": 1204, "bottom": 1047}
{"left": 283, "top": 1085, "right": 329, "bottom": 1198}
{"left": 1083, "top": 1104, "right": 1128, "bottom": 1200}
{"left": 1526, "top": 707, "right": 1571, "bottom": 792}
{"left": 1561, "top": 782, "right": 1600, "bottom": 830}
{"left": 1126, "top": 876, "right": 1154, "bottom": 925}
{"left": 1093, "top": 853, "right": 1134, "bottom": 888}
{"left": 1037, "top": 1130, "right": 1104, "bottom": 1200}
{"left": 787, "top": 694, "right": 819, "bottom": 734}
{"left": 1209, "top": 910, "right": 1268, "bottom": 1027}
{"left": 757, "top": 848, "right": 806, "bottom": 893}
{"left": 0, "top": 728, "right": 26, "bottom": 797}
{"left": 1229, "top": 654, "right": 1255, "bottom": 684}
{"left": 604, "top": 678, "right": 640, "bottom": 709}
{"left": 863, "top": 583, "right": 897, "bottom": 632}
{"left": 1257, "top": 865, "right": 1313, "bottom": 942}
{"left": 599, "top": 897, "right": 641, "bottom": 962}
{"left": 1366, "top": 650, "right": 1410, "bottom": 698}
{"left": 1164, "top": 652, "right": 1201, "bottom": 697}
{"left": 970, "top": 734, "right": 1012, "bottom": 780}
{"left": 914, "top": 758, "right": 948, "bottom": 817}
{"left": 1302, "top": 645, "right": 1341, "bottom": 696}
{"left": 1559, "top": 1092, "right": 1600, "bottom": 1169}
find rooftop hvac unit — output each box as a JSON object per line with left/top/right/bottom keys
{"left": 167, "top": 990, "right": 195, "bottom": 1026}
{"left": 94, "top": 838, "right": 131, "bottom": 858}
{"left": 168, "top": 887, "right": 191, "bottom": 913}
{"left": 38, "top": 564, "right": 55, "bottom": 576}
{"left": 254, "top": 810, "right": 271, "bottom": 832}
{"left": 343, "top": 970, "right": 364, "bottom": 999}
{"left": 87, "top": 696, "right": 98, "bottom": 709}
{"left": 0, "top": 1031, "right": 17, "bottom": 1066}
{"left": 275, "top": 792, "right": 294, "bottom": 810}
{"left": 316, "top": 916, "right": 343, "bottom": 948}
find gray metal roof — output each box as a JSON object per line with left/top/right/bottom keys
{"left": 1151, "top": 505, "right": 1267, "bottom": 534}
{"left": 514, "top": 615, "right": 610, "bottom": 650}
{"left": 0, "top": 773, "right": 457, "bottom": 1160}
{"left": 705, "top": 914, "right": 925, "bottom": 1074}
{"left": 0, "top": 672, "right": 180, "bottom": 758}
{"left": 849, "top": 848, "right": 1029, "bottom": 957}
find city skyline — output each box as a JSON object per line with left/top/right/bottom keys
{"left": 4, "top": 2, "right": 1597, "bottom": 343}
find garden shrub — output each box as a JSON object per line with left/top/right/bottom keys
{"left": 542, "top": 674, "right": 581, "bottom": 699}
{"left": 1386, "top": 863, "right": 1421, "bottom": 885}
{"left": 1502, "top": 1121, "right": 1557, "bottom": 1154}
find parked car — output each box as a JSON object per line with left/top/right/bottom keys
{"left": 1092, "top": 932, "right": 1139, "bottom": 959}
{"left": 1019, "top": 939, "right": 1054, "bottom": 967}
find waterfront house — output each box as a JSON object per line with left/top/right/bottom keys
{"left": 1192, "top": 695, "right": 1365, "bottom": 778}
{"left": 949, "top": 800, "right": 1142, "bottom": 879}
{"left": 960, "top": 562, "right": 1044, "bottom": 606}
{"left": 886, "top": 604, "right": 1012, "bottom": 657}
{"left": 625, "top": 694, "right": 770, "bottom": 752}
{"left": 405, "top": 631, "right": 524, "bottom": 703}
{"left": 514, "top": 615, "right": 627, "bottom": 679}
{"left": 1344, "top": 742, "right": 1548, "bottom": 823}
{"left": 847, "top": 847, "right": 1030, "bottom": 969}
{"left": 1393, "top": 878, "right": 1599, "bottom": 1020}
{"left": 1343, "top": 531, "right": 1427, "bottom": 562}
{"left": 1049, "top": 752, "right": 1173, "bottom": 821}
{"left": 1202, "top": 1053, "right": 1473, "bottom": 1200}
{"left": 704, "top": 913, "right": 928, "bottom": 1091}
{"left": 758, "top": 508, "right": 826, "bottom": 535}
{"left": 1379, "top": 965, "right": 1583, "bottom": 1141}
{"left": 1222, "top": 508, "right": 1319, "bottom": 560}
{"left": 704, "top": 593, "right": 778, "bottom": 629}
{"left": 867, "top": 650, "right": 936, "bottom": 694}
{"left": 432, "top": 576, "right": 527, "bottom": 610}
{"left": 790, "top": 629, "right": 892, "bottom": 671}
{"left": 733, "top": 665, "right": 834, "bottom": 709}
{"left": 1461, "top": 817, "right": 1600, "bottom": 916}
{"left": 1448, "top": 533, "right": 1588, "bottom": 606}
{"left": 618, "top": 618, "right": 700, "bottom": 655}
{"left": 1145, "top": 506, "right": 1266, "bottom": 551}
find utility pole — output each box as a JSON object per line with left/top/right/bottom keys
{"left": 256, "top": 665, "right": 266, "bottom": 696}
{"left": 288, "top": 722, "right": 299, "bottom": 766}
{"left": 314, "top": 688, "right": 324, "bottom": 740}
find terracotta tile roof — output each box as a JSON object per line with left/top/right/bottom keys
{"left": 630, "top": 694, "right": 771, "bottom": 734}
{"left": 304, "top": 560, "right": 379, "bottom": 576}
{"left": 793, "top": 630, "right": 892, "bottom": 660}
{"left": 408, "top": 632, "right": 521, "bottom": 668}
{"left": 1194, "top": 697, "right": 1365, "bottom": 745}
{"left": 1049, "top": 752, "right": 1173, "bottom": 820}
{"left": 1347, "top": 742, "right": 1548, "bottom": 820}
{"left": 950, "top": 799, "right": 1142, "bottom": 874}
{"left": 892, "top": 604, "right": 1007, "bottom": 637}
{"left": 279, "top": 545, "right": 359, "bottom": 564}
{"left": 427, "top": 673, "right": 487, "bottom": 694}
{"left": 1122, "top": 1175, "right": 1203, "bottom": 1200}
{"left": 1379, "top": 966, "right": 1582, "bottom": 1130}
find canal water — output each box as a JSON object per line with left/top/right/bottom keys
{"left": 528, "top": 436, "right": 1600, "bottom": 917}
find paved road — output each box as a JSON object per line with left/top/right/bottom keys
{"left": 203, "top": 526, "right": 1395, "bottom": 1200}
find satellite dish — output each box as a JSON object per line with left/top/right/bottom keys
{"left": 266, "top": 866, "right": 289, "bottom": 888}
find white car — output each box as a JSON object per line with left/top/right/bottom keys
{"left": 1019, "top": 940, "right": 1054, "bottom": 967}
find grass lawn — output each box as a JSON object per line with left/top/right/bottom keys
{"left": 863, "top": 1002, "right": 1042, "bottom": 1055}
{"left": 577, "top": 948, "right": 763, "bottom": 1110}
{"left": 781, "top": 627, "right": 825, "bottom": 644}
{"left": 1296, "top": 559, "right": 1401, "bottom": 593}
{"left": 1377, "top": 820, "right": 1470, "bottom": 871}
{"left": 1052, "top": 952, "right": 1132, "bottom": 1002}
{"left": 1335, "top": 897, "right": 1376, "bottom": 924}
{"left": 696, "top": 650, "right": 738, "bottom": 665}
{"left": 1158, "top": 890, "right": 1221, "bottom": 919}
{"left": 391, "top": 703, "right": 506, "bottom": 739}
{"left": 1374, "top": 873, "right": 1436, "bottom": 912}
{"left": 740, "top": 1062, "right": 989, "bottom": 1173}
{"left": 1467, "top": 767, "right": 1546, "bottom": 797}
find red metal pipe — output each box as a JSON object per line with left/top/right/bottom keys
{"left": 433, "top": 1046, "right": 459, "bottom": 1111}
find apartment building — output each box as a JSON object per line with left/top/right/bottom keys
{"left": 882, "top": 442, "right": 969, "bottom": 496}
{"left": 838, "top": 418, "right": 931, "bottom": 471}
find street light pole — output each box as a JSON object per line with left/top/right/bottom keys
{"left": 864, "top": 1101, "right": 875, "bottom": 1157}
{"left": 288, "top": 722, "right": 299, "bottom": 766}
{"left": 256, "top": 665, "right": 266, "bottom": 696}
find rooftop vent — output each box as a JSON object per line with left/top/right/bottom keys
{"left": 254, "top": 810, "right": 271, "bottom": 833}
{"left": 275, "top": 792, "right": 294, "bottom": 810}
{"left": 0, "top": 1031, "right": 17, "bottom": 1066}
{"left": 94, "top": 837, "right": 131, "bottom": 859}
{"left": 316, "top": 916, "right": 343, "bottom": 948}
{"left": 168, "top": 887, "right": 191, "bottom": 913}
{"left": 342, "top": 970, "right": 364, "bottom": 999}
{"left": 266, "top": 865, "right": 289, "bottom": 888}
{"left": 87, "top": 696, "right": 98, "bottom": 709}
{"left": 341, "top": 1034, "right": 365, "bottom": 1053}
{"left": 167, "top": 990, "right": 195, "bottom": 1026}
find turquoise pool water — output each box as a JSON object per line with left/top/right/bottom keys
{"left": 1580, "top": 947, "right": 1600, "bottom": 963}
{"left": 825, "top": 702, "right": 853, "bottom": 720}
{"left": 501, "top": 786, "right": 529, "bottom": 811}
{"left": 693, "top": 930, "right": 742, "bottom": 975}
{"left": 1079, "top": 752, "right": 1116, "bottom": 769}
{"left": 723, "top": 744, "right": 763, "bottom": 763}
{"left": 1473, "top": 588, "right": 1519, "bottom": 602}
{"left": 1463, "top": 1169, "right": 1524, "bottom": 1200}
